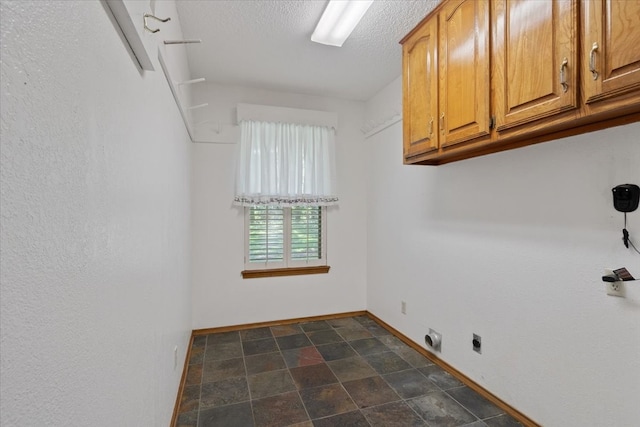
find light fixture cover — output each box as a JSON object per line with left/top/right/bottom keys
{"left": 311, "top": 0, "right": 373, "bottom": 47}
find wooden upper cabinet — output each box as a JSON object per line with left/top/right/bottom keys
{"left": 403, "top": 19, "right": 439, "bottom": 161}
{"left": 492, "top": 0, "right": 578, "bottom": 131}
{"left": 582, "top": 0, "right": 640, "bottom": 104}
{"left": 438, "top": 0, "right": 491, "bottom": 147}
{"left": 401, "top": 0, "right": 640, "bottom": 165}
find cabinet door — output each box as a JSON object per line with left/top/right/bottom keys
{"left": 439, "top": 0, "right": 490, "bottom": 147}
{"left": 403, "top": 19, "right": 439, "bottom": 161}
{"left": 493, "top": 0, "right": 578, "bottom": 131}
{"left": 583, "top": 0, "right": 640, "bottom": 103}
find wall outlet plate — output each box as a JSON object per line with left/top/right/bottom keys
{"left": 174, "top": 345, "right": 178, "bottom": 370}
{"left": 604, "top": 268, "right": 625, "bottom": 297}
{"left": 606, "top": 281, "right": 625, "bottom": 297}
{"left": 473, "top": 334, "right": 482, "bottom": 354}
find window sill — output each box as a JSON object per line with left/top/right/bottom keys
{"left": 241, "top": 266, "right": 330, "bottom": 279}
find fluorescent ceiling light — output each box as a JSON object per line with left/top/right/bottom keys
{"left": 311, "top": 0, "right": 373, "bottom": 47}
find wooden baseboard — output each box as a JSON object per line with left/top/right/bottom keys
{"left": 366, "top": 312, "right": 541, "bottom": 427}
{"left": 192, "top": 310, "right": 367, "bottom": 336}
{"left": 170, "top": 333, "right": 195, "bottom": 427}
{"left": 172, "top": 309, "right": 539, "bottom": 426}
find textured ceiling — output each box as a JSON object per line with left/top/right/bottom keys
{"left": 175, "top": 0, "right": 440, "bottom": 101}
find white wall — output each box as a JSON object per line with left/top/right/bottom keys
{"left": 365, "top": 77, "right": 640, "bottom": 426}
{"left": 190, "top": 84, "right": 367, "bottom": 329}
{"left": 0, "top": 1, "right": 192, "bottom": 425}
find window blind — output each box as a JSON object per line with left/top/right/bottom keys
{"left": 291, "top": 206, "right": 322, "bottom": 261}
{"left": 246, "top": 206, "right": 326, "bottom": 269}
{"left": 248, "top": 206, "right": 284, "bottom": 263}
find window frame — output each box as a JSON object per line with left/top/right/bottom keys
{"left": 242, "top": 206, "right": 328, "bottom": 276}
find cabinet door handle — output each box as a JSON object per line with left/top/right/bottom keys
{"left": 429, "top": 117, "right": 434, "bottom": 136}
{"left": 559, "top": 57, "right": 569, "bottom": 93}
{"left": 440, "top": 113, "right": 445, "bottom": 134}
{"left": 589, "top": 42, "right": 599, "bottom": 80}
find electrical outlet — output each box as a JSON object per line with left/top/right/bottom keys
{"left": 606, "top": 281, "right": 625, "bottom": 297}
{"left": 173, "top": 346, "right": 178, "bottom": 370}
{"left": 473, "top": 334, "right": 482, "bottom": 354}
{"left": 401, "top": 301, "right": 407, "bottom": 314}
{"left": 604, "top": 268, "right": 625, "bottom": 297}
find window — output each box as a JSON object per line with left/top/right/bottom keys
{"left": 243, "top": 206, "right": 328, "bottom": 277}
{"left": 234, "top": 105, "right": 338, "bottom": 278}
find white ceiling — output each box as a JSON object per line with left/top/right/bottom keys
{"left": 175, "top": 0, "right": 440, "bottom": 101}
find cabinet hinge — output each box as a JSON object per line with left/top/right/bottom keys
{"left": 489, "top": 116, "right": 496, "bottom": 130}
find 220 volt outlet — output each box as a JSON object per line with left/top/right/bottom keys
{"left": 472, "top": 334, "right": 481, "bottom": 354}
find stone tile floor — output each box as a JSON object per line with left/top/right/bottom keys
{"left": 175, "top": 315, "right": 523, "bottom": 427}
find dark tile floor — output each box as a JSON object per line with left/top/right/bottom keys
{"left": 176, "top": 315, "right": 523, "bottom": 427}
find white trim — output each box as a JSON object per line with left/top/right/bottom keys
{"left": 362, "top": 114, "right": 402, "bottom": 138}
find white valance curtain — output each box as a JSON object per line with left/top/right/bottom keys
{"left": 234, "top": 120, "right": 338, "bottom": 207}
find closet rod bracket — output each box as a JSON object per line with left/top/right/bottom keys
{"left": 144, "top": 13, "right": 170, "bottom": 33}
